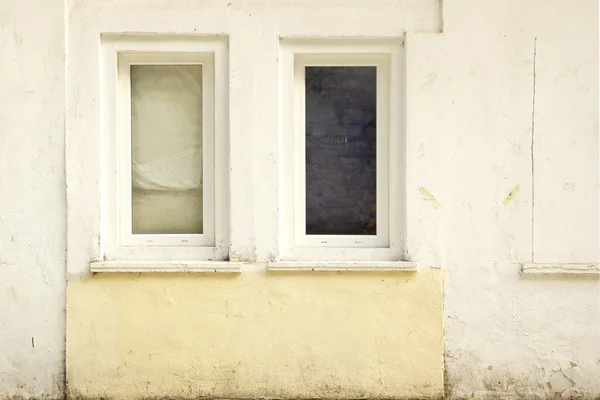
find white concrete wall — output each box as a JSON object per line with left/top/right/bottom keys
{"left": 0, "top": 0, "right": 66, "bottom": 399}
{"left": 64, "top": 1, "right": 445, "bottom": 399}
{"left": 0, "top": 0, "right": 598, "bottom": 399}
{"left": 434, "top": 0, "right": 599, "bottom": 398}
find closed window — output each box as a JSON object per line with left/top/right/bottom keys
{"left": 278, "top": 40, "right": 405, "bottom": 262}
{"left": 101, "top": 36, "right": 228, "bottom": 262}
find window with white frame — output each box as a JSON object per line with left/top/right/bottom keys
{"left": 100, "top": 36, "right": 228, "bottom": 263}
{"left": 277, "top": 40, "right": 405, "bottom": 262}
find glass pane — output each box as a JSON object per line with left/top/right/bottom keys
{"left": 130, "top": 65, "right": 203, "bottom": 234}
{"left": 305, "top": 66, "right": 377, "bottom": 236}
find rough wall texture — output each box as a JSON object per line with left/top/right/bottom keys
{"left": 0, "top": 0, "right": 66, "bottom": 398}
{"left": 67, "top": 271, "right": 444, "bottom": 400}
{"left": 0, "top": 0, "right": 598, "bottom": 399}
{"left": 431, "top": 0, "right": 599, "bottom": 398}
{"left": 64, "top": 1, "right": 445, "bottom": 398}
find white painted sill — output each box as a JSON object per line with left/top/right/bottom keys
{"left": 521, "top": 263, "right": 600, "bottom": 275}
{"left": 90, "top": 260, "right": 242, "bottom": 273}
{"left": 267, "top": 261, "right": 417, "bottom": 272}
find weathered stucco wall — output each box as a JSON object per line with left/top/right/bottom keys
{"left": 64, "top": 1, "right": 445, "bottom": 398}
{"left": 67, "top": 271, "right": 443, "bottom": 399}
{"left": 427, "top": 0, "right": 599, "bottom": 398}
{"left": 0, "top": 0, "right": 66, "bottom": 398}
{"left": 1, "top": 0, "right": 598, "bottom": 399}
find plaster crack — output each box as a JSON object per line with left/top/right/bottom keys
{"left": 438, "top": 0, "right": 444, "bottom": 33}
{"left": 530, "top": 37, "right": 537, "bottom": 263}
{"left": 559, "top": 370, "right": 577, "bottom": 387}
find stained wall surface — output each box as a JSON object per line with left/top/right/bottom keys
{"left": 0, "top": 0, "right": 66, "bottom": 398}
{"left": 432, "top": 0, "right": 600, "bottom": 397}
{"left": 64, "top": 1, "right": 444, "bottom": 399}
{"left": 0, "top": 0, "right": 598, "bottom": 399}
{"left": 67, "top": 271, "right": 443, "bottom": 399}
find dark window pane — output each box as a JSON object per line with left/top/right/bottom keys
{"left": 305, "top": 66, "right": 377, "bottom": 236}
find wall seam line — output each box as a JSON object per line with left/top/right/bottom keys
{"left": 63, "top": 0, "right": 69, "bottom": 398}
{"left": 439, "top": 0, "right": 444, "bottom": 33}
{"left": 530, "top": 36, "right": 537, "bottom": 264}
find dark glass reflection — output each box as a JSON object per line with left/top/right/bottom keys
{"left": 305, "top": 66, "right": 377, "bottom": 236}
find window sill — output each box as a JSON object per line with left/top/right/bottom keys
{"left": 267, "top": 260, "right": 417, "bottom": 272}
{"left": 90, "top": 260, "right": 242, "bottom": 273}
{"left": 521, "top": 263, "right": 600, "bottom": 275}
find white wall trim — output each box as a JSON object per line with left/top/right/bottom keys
{"left": 90, "top": 260, "right": 242, "bottom": 273}
{"left": 267, "top": 260, "right": 417, "bottom": 271}
{"left": 521, "top": 263, "right": 600, "bottom": 275}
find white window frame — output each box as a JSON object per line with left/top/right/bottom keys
{"left": 277, "top": 39, "right": 405, "bottom": 262}
{"left": 100, "top": 35, "right": 229, "bottom": 262}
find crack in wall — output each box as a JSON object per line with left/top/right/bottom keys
{"left": 531, "top": 37, "right": 537, "bottom": 263}
{"left": 438, "top": 0, "right": 444, "bottom": 33}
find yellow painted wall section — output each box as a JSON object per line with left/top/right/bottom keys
{"left": 67, "top": 270, "right": 443, "bottom": 399}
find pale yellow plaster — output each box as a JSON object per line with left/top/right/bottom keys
{"left": 67, "top": 270, "right": 443, "bottom": 399}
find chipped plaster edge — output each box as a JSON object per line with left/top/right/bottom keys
{"left": 0, "top": 397, "right": 64, "bottom": 400}
{"left": 65, "top": 395, "right": 444, "bottom": 400}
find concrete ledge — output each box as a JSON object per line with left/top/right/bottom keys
{"left": 90, "top": 260, "right": 242, "bottom": 273}
{"left": 521, "top": 263, "right": 600, "bottom": 275}
{"left": 267, "top": 260, "right": 418, "bottom": 271}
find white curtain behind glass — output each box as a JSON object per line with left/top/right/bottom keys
{"left": 130, "top": 65, "right": 204, "bottom": 234}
